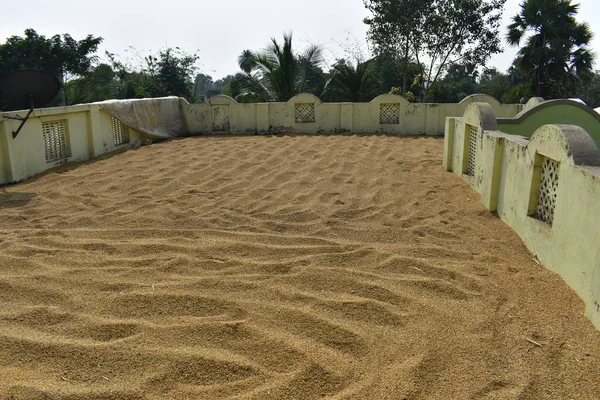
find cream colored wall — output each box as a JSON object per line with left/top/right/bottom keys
{"left": 0, "top": 94, "right": 523, "bottom": 185}
{"left": 445, "top": 102, "right": 600, "bottom": 330}
{"left": 183, "top": 93, "right": 524, "bottom": 136}
{"left": 0, "top": 104, "right": 141, "bottom": 184}
{"left": 0, "top": 122, "right": 10, "bottom": 183}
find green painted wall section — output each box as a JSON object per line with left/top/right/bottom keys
{"left": 498, "top": 104, "right": 600, "bottom": 148}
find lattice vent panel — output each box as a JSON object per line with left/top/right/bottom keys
{"left": 467, "top": 125, "right": 478, "bottom": 176}
{"left": 42, "top": 121, "right": 68, "bottom": 162}
{"left": 379, "top": 103, "right": 400, "bottom": 124}
{"left": 535, "top": 157, "right": 560, "bottom": 225}
{"left": 295, "top": 103, "right": 315, "bottom": 123}
{"left": 112, "top": 117, "right": 129, "bottom": 146}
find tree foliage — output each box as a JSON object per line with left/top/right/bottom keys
{"left": 324, "top": 59, "right": 379, "bottom": 102}
{"left": 364, "top": 0, "right": 428, "bottom": 94}
{"left": 235, "top": 34, "right": 325, "bottom": 102}
{"left": 479, "top": 68, "right": 513, "bottom": 103}
{"left": 67, "top": 63, "right": 117, "bottom": 104}
{"left": 0, "top": 29, "right": 103, "bottom": 79}
{"left": 371, "top": 54, "right": 423, "bottom": 96}
{"left": 428, "top": 63, "right": 480, "bottom": 103}
{"left": 507, "top": 0, "right": 594, "bottom": 99}
{"left": 0, "top": 28, "right": 103, "bottom": 105}
{"left": 107, "top": 47, "right": 199, "bottom": 100}
{"left": 580, "top": 72, "right": 600, "bottom": 108}
{"left": 364, "top": 0, "right": 506, "bottom": 101}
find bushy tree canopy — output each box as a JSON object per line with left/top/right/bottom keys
{"left": 0, "top": 28, "right": 103, "bottom": 105}
{"left": 364, "top": 0, "right": 506, "bottom": 101}
{"left": 324, "top": 59, "right": 379, "bottom": 102}
{"left": 507, "top": 0, "right": 594, "bottom": 99}
{"left": 0, "top": 28, "right": 103, "bottom": 79}
{"left": 106, "top": 47, "right": 199, "bottom": 100}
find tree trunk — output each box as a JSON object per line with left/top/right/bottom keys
{"left": 62, "top": 73, "right": 68, "bottom": 106}
{"left": 402, "top": 37, "right": 409, "bottom": 95}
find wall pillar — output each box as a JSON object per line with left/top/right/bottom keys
{"left": 0, "top": 120, "right": 15, "bottom": 182}
{"left": 256, "top": 103, "right": 269, "bottom": 134}
{"left": 443, "top": 117, "right": 456, "bottom": 171}
{"left": 2, "top": 118, "right": 31, "bottom": 182}
{"left": 425, "top": 105, "right": 441, "bottom": 135}
{"left": 479, "top": 132, "right": 505, "bottom": 211}
{"left": 87, "top": 106, "right": 108, "bottom": 157}
{"left": 340, "top": 103, "right": 354, "bottom": 133}
{"left": 452, "top": 119, "right": 466, "bottom": 175}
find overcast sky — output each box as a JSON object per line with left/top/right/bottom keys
{"left": 1, "top": 0, "right": 598, "bottom": 80}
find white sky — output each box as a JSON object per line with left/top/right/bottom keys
{"left": 1, "top": 0, "right": 598, "bottom": 80}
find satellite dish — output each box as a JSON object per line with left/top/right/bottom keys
{"left": 0, "top": 69, "right": 60, "bottom": 139}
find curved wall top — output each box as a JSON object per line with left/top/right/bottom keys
{"left": 522, "top": 97, "right": 545, "bottom": 112}
{"left": 528, "top": 124, "right": 600, "bottom": 167}
{"left": 463, "top": 102, "right": 499, "bottom": 131}
{"left": 208, "top": 94, "right": 239, "bottom": 105}
{"left": 370, "top": 93, "right": 411, "bottom": 107}
{"left": 287, "top": 93, "right": 323, "bottom": 104}
{"left": 459, "top": 94, "right": 501, "bottom": 108}
{"left": 497, "top": 99, "right": 600, "bottom": 148}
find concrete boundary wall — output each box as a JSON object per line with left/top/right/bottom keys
{"left": 182, "top": 93, "right": 523, "bottom": 136}
{"left": 444, "top": 102, "right": 600, "bottom": 330}
{"left": 0, "top": 104, "right": 144, "bottom": 184}
{"left": 1, "top": 94, "right": 524, "bottom": 184}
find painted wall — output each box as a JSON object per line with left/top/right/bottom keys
{"left": 445, "top": 102, "right": 600, "bottom": 331}
{"left": 0, "top": 94, "right": 524, "bottom": 185}
{"left": 497, "top": 100, "right": 600, "bottom": 148}
{"left": 182, "top": 93, "right": 524, "bottom": 136}
{"left": 0, "top": 104, "right": 143, "bottom": 184}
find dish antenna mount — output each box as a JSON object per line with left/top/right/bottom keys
{"left": 0, "top": 69, "right": 60, "bottom": 139}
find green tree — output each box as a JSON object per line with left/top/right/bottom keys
{"left": 0, "top": 28, "right": 103, "bottom": 105}
{"left": 507, "top": 0, "right": 594, "bottom": 98}
{"left": 236, "top": 34, "right": 324, "bottom": 102}
{"left": 193, "top": 73, "right": 214, "bottom": 101}
{"left": 149, "top": 47, "right": 199, "bottom": 98}
{"left": 364, "top": 0, "right": 506, "bottom": 102}
{"left": 580, "top": 72, "right": 600, "bottom": 108}
{"left": 372, "top": 54, "right": 423, "bottom": 96}
{"left": 325, "top": 59, "right": 379, "bottom": 102}
{"left": 364, "top": 0, "right": 429, "bottom": 94}
{"left": 428, "top": 63, "right": 480, "bottom": 103}
{"left": 107, "top": 51, "right": 160, "bottom": 98}
{"left": 67, "top": 63, "right": 117, "bottom": 104}
{"left": 479, "top": 68, "right": 513, "bottom": 103}
{"left": 107, "top": 47, "right": 199, "bottom": 100}
{"left": 221, "top": 74, "right": 244, "bottom": 99}
{"left": 237, "top": 50, "right": 255, "bottom": 74}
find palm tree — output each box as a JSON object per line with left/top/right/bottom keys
{"left": 325, "top": 59, "right": 378, "bottom": 102}
{"left": 237, "top": 50, "right": 255, "bottom": 74}
{"left": 236, "top": 34, "right": 324, "bottom": 102}
{"left": 507, "top": 0, "right": 594, "bottom": 98}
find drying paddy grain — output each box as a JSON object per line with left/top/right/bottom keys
{"left": 0, "top": 135, "right": 599, "bottom": 399}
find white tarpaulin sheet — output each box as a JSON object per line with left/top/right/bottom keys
{"left": 97, "top": 96, "right": 188, "bottom": 139}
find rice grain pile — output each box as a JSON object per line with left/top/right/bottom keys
{"left": 0, "top": 135, "right": 599, "bottom": 399}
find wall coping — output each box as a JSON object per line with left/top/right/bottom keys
{"left": 0, "top": 103, "right": 99, "bottom": 121}
{"left": 458, "top": 93, "right": 501, "bottom": 108}
{"left": 498, "top": 99, "right": 600, "bottom": 124}
{"left": 529, "top": 124, "right": 600, "bottom": 167}
{"left": 369, "top": 93, "right": 410, "bottom": 106}
{"left": 287, "top": 93, "right": 323, "bottom": 104}
{"left": 464, "top": 102, "right": 499, "bottom": 131}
